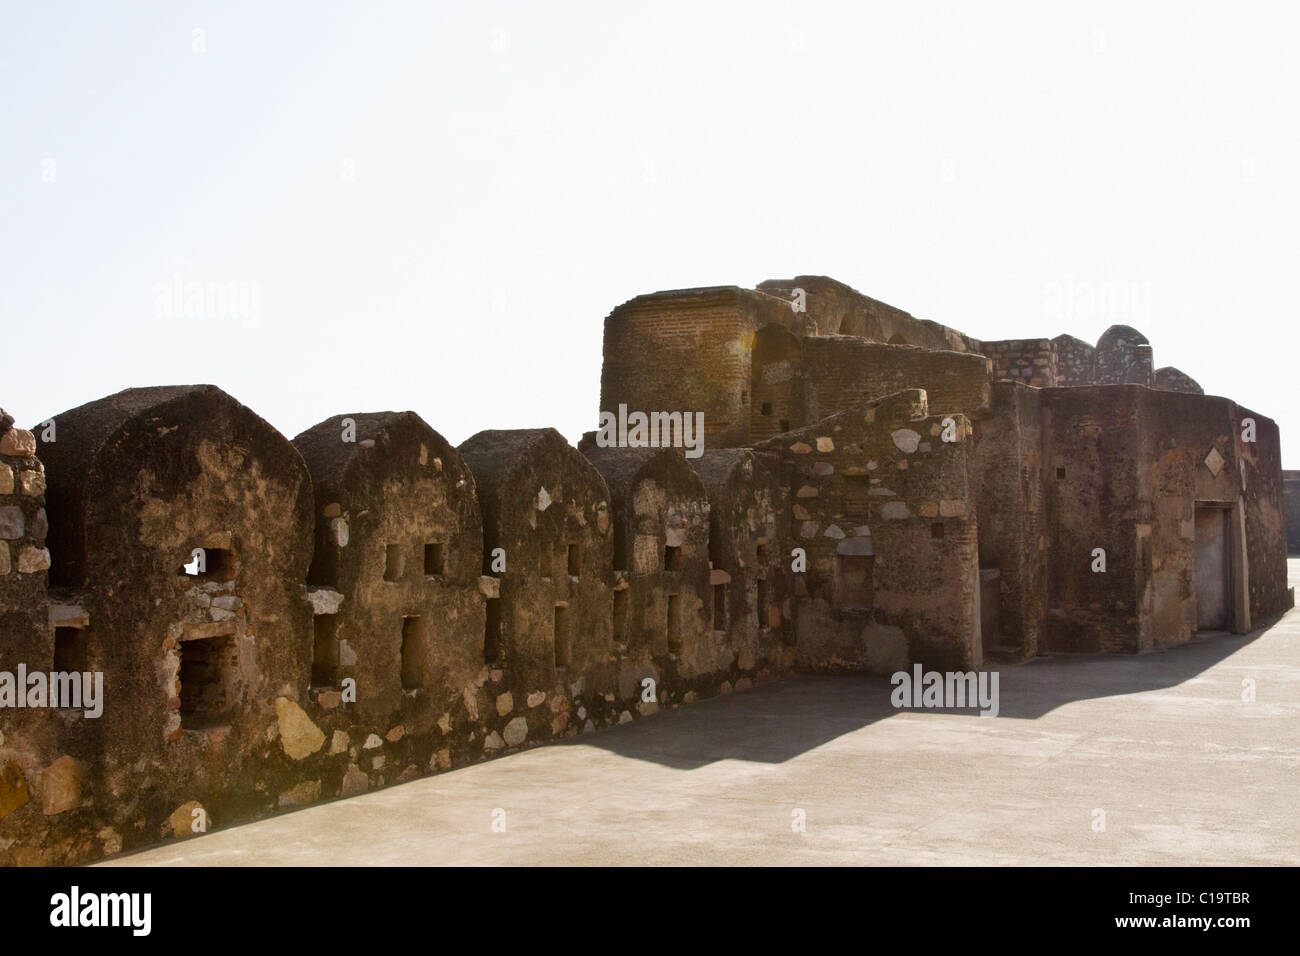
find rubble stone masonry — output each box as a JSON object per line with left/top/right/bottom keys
{"left": 0, "top": 274, "right": 1291, "bottom": 866}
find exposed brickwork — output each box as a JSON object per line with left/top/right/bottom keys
{"left": 978, "top": 338, "right": 1058, "bottom": 388}
{"left": 803, "top": 337, "right": 991, "bottom": 423}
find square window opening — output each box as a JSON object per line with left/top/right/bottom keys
{"left": 179, "top": 632, "right": 238, "bottom": 729}
{"left": 424, "top": 542, "right": 445, "bottom": 576}
{"left": 664, "top": 544, "right": 683, "bottom": 572}
{"left": 843, "top": 476, "right": 872, "bottom": 519}
{"left": 180, "top": 547, "right": 237, "bottom": 581}
{"left": 53, "top": 626, "right": 89, "bottom": 676}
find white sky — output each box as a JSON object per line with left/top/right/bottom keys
{"left": 2, "top": 1, "right": 1296, "bottom": 464}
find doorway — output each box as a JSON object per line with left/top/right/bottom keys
{"left": 1194, "top": 504, "right": 1232, "bottom": 631}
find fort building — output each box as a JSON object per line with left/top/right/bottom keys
{"left": 0, "top": 274, "right": 1291, "bottom": 865}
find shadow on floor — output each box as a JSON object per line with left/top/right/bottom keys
{"left": 565, "top": 612, "right": 1285, "bottom": 770}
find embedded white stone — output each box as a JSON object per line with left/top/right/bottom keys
{"left": 891, "top": 429, "right": 921, "bottom": 454}
{"left": 1204, "top": 447, "right": 1225, "bottom": 477}
{"left": 331, "top": 517, "right": 349, "bottom": 547}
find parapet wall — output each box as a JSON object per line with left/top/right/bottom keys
{"left": 1, "top": 274, "right": 1292, "bottom": 867}
{"left": 802, "top": 338, "right": 992, "bottom": 423}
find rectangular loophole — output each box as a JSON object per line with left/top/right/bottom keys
{"left": 424, "top": 542, "right": 445, "bottom": 576}
{"left": 779, "top": 419, "right": 790, "bottom": 432}
{"left": 836, "top": 555, "right": 874, "bottom": 610}
{"left": 843, "top": 477, "right": 872, "bottom": 519}
{"left": 312, "top": 615, "right": 340, "bottom": 687}
{"left": 612, "top": 589, "right": 627, "bottom": 645}
{"left": 181, "top": 547, "right": 236, "bottom": 581}
{"left": 567, "top": 543, "right": 581, "bottom": 577}
{"left": 53, "top": 627, "right": 89, "bottom": 675}
{"left": 384, "top": 544, "right": 403, "bottom": 582}
{"left": 1056, "top": 467, "right": 1066, "bottom": 479}
{"left": 712, "top": 584, "right": 727, "bottom": 630}
{"left": 664, "top": 544, "right": 683, "bottom": 572}
{"left": 761, "top": 402, "right": 772, "bottom": 416}
{"left": 553, "top": 605, "right": 570, "bottom": 670}
{"left": 931, "top": 522, "right": 945, "bottom": 539}
{"left": 666, "top": 594, "right": 681, "bottom": 651}
{"left": 401, "top": 616, "right": 430, "bottom": 689}
{"left": 756, "top": 578, "right": 768, "bottom": 627}
{"left": 179, "top": 633, "right": 238, "bottom": 729}
{"left": 484, "top": 598, "right": 501, "bottom": 664}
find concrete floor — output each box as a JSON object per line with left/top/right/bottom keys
{"left": 104, "top": 561, "right": 1300, "bottom": 866}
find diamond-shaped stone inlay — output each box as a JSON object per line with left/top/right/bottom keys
{"left": 1204, "top": 447, "right": 1225, "bottom": 477}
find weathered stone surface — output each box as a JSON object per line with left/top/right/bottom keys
{"left": 329, "top": 730, "right": 349, "bottom": 755}
{"left": 340, "top": 764, "right": 368, "bottom": 797}
{"left": 305, "top": 588, "right": 345, "bottom": 615}
{"left": 17, "top": 547, "right": 49, "bottom": 572}
{"left": 496, "top": 691, "right": 514, "bottom": 716}
{"left": 40, "top": 756, "right": 86, "bottom": 815}
{"left": 275, "top": 698, "right": 325, "bottom": 760}
{"left": 168, "top": 801, "right": 206, "bottom": 838}
{"left": 277, "top": 780, "right": 321, "bottom": 808}
{"left": 483, "top": 731, "right": 505, "bottom": 752}
{"left": 0, "top": 506, "right": 23, "bottom": 540}
{"left": 502, "top": 716, "right": 528, "bottom": 746}
{"left": 526, "top": 691, "right": 546, "bottom": 708}
{"left": 0, "top": 428, "right": 36, "bottom": 457}
{"left": 18, "top": 470, "right": 45, "bottom": 496}
{"left": 0, "top": 762, "right": 30, "bottom": 819}
{"left": 891, "top": 428, "right": 921, "bottom": 453}
{"left": 362, "top": 733, "right": 383, "bottom": 749}
{"left": 0, "top": 463, "right": 12, "bottom": 494}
